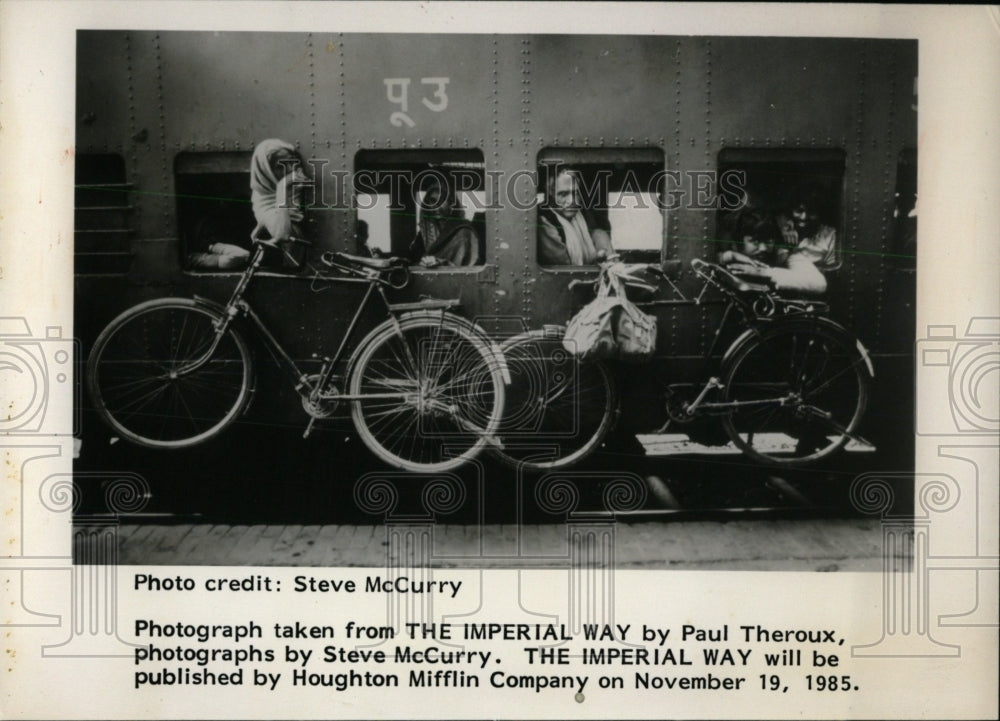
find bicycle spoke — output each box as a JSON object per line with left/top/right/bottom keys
{"left": 89, "top": 303, "right": 251, "bottom": 447}
{"left": 494, "top": 332, "right": 616, "bottom": 471}
{"left": 799, "top": 354, "right": 862, "bottom": 400}
{"left": 722, "top": 324, "right": 867, "bottom": 466}
{"left": 362, "top": 403, "right": 415, "bottom": 422}
{"left": 350, "top": 318, "right": 503, "bottom": 471}
{"left": 171, "top": 310, "right": 194, "bottom": 371}
{"left": 107, "top": 384, "right": 170, "bottom": 420}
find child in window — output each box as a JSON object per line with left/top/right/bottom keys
{"left": 720, "top": 209, "right": 827, "bottom": 295}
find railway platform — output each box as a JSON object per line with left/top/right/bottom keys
{"left": 77, "top": 517, "right": 901, "bottom": 572}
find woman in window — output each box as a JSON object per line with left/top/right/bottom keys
{"left": 409, "top": 173, "right": 480, "bottom": 266}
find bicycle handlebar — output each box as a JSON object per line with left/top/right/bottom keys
{"left": 690, "top": 258, "right": 774, "bottom": 294}
{"left": 319, "top": 251, "right": 410, "bottom": 289}
{"left": 250, "top": 222, "right": 313, "bottom": 250}
{"left": 566, "top": 261, "right": 664, "bottom": 294}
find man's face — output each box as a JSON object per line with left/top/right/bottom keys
{"left": 553, "top": 173, "right": 580, "bottom": 219}
{"left": 790, "top": 202, "right": 819, "bottom": 237}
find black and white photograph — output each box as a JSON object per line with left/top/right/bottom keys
{"left": 71, "top": 30, "right": 917, "bottom": 567}
{"left": 1, "top": 3, "right": 997, "bottom": 719}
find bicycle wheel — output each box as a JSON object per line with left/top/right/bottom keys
{"left": 348, "top": 314, "right": 505, "bottom": 472}
{"left": 87, "top": 298, "right": 254, "bottom": 448}
{"left": 495, "top": 329, "right": 618, "bottom": 471}
{"left": 720, "top": 321, "right": 869, "bottom": 466}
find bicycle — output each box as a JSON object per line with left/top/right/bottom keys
{"left": 496, "top": 258, "right": 874, "bottom": 470}
{"left": 86, "top": 227, "right": 508, "bottom": 472}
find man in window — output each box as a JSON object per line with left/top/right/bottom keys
{"left": 777, "top": 184, "right": 839, "bottom": 271}
{"left": 410, "top": 173, "right": 480, "bottom": 266}
{"left": 538, "top": 168, "right": 614, "bottom": 265}
{"left": 720, "top": 209, "right": 827, "bottom": 295}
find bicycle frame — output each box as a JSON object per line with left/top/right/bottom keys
{"left": 189, "top": 243, "right": 454, "bottom": 413}
{"left": 639, "top": 260, "right": 840, "bottom": 421}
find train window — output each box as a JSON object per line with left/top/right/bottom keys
{"left": 175, "top": 152, "right": 256, "bottom": 272}
{"left": 716, "top": 148, "right": 846, "bottom": 272}
{"left": 891, "top": 149, "right": 917, "bottom": 271}
{"left": 536, "top": 148, "right": 665, "bottom": 267}
{"left": 75, "top": 153, "right": 134, "bottom": 274}
{"left": 354, "top": 149, "right": 486, "bottom": 267}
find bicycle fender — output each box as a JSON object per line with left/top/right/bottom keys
{"left": 399, "top": 310, "right": 511, "bottom": 385}
{"left": 720, "top": 326, "right": 763, "bottom": 370}
{"left": 346, "top": 311, "right": 512, "bottom": 386}
{"left": 722, "top": 317, "right": 874, "bottom": 379}
{"left": 190, "top": 295, "right": 230, "bottom": 317}
{"left": 809, "top": 316, "right": 876, "bottom": 379}
{"left": 188, "top": 295, "right": 258, "bottom": 408}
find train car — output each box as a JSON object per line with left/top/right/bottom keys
{"left": 73, "top": 31, "right": 917, "bottom": 521}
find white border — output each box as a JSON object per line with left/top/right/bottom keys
{"left": 1, "top": 3, "right": 997, "bottom": 719}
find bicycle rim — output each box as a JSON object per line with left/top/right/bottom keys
{"left": 721, "top": 324, "right": 868, "bottom": 466}
{"left": 496, "top": 330, "right": 617, "bottom": 471}
{"left": 348, "top": 316, "right": 505, "bottom": 472}
{"left": 87, "top": 300, "right": 253, "bottom": 448}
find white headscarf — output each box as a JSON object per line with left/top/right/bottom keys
{"left": 250, "top": 139, "right": 305, "bottom": 238}
{"left": 250, "top": 138, "right": 297, "bottom": 197}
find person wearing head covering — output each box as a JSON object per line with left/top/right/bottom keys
{"left": 409, "top": 173, "right": 480, "bottom": 266}
{"left": 187, "top": 139, "right": 308, "bottom": 271}
{"left": 537, "top": 168, "right": 614, "bottom": 265}
{"left": 250, "top": 138, "right": 308, "bottom": 243}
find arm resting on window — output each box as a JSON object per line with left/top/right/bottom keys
{"left": 764, "top": 254, "right": 827, "bottom": 295}
{"left": 591, "top": 228, "right": 614, "bottom": 259}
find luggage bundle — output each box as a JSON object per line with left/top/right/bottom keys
{"left": 563, "top": 263, "right": 658, "bottom": 363}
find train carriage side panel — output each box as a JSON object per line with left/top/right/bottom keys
{"left": 74, "top": 32, "right": 918, "bottom": 448}
{"left": 339, "top": 33, "right": 511, "bottom": 322}
{"left": 527, "top": 35, "right": 676, "bottom": 344}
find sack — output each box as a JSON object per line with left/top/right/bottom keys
{"left": 562, "top": 266, "right": 658, "bottom": 363}
{"left": 563, "top": 295, "right": 622, "bottom": 361}
{"left": 614, "top": 300, "right": 657, "bottom": 362}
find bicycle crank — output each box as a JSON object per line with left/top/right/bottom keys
{"left": 301, "top": 374, "right": 341, "bottom": 418}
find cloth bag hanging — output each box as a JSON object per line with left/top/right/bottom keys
{"left": 562, "top": 265, "right": 658, "bottom": 363}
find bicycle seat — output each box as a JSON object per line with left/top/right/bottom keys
{"left": 326, "top": 252, "right": 403, "bottom": 271}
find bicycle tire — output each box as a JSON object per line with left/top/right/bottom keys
{"left": 347, "top": 313, "right": 505, "bottom": 472}
{"left": 494, "top": 329, "right": 618, "bottom": 471}
{"left": 720, "top": 320, "right": 870, "bottom": 466}
{"left": 87, "top": 298, "right": 254, "bottom": 448}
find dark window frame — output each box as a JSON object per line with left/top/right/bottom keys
{"left": 535, "top": 147, "right": 667, "bottom": 269}
{"left": 74, "top": 153, "right": 134, "bottom": 275}
{"left": 716, "top": 147, "right": 847, "bottom": 272}
{"left": 174, "top": 151, "right": 256, "bottom": 274}
{"left": 353, "top": 148, "right": 488, "bottom": 269}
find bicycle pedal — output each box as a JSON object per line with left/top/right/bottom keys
{"left": 652, "top": 419, "right": 673, "bottom": 434}
{"left": 303, "top": 418, "right": 317, "bottom": 439}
